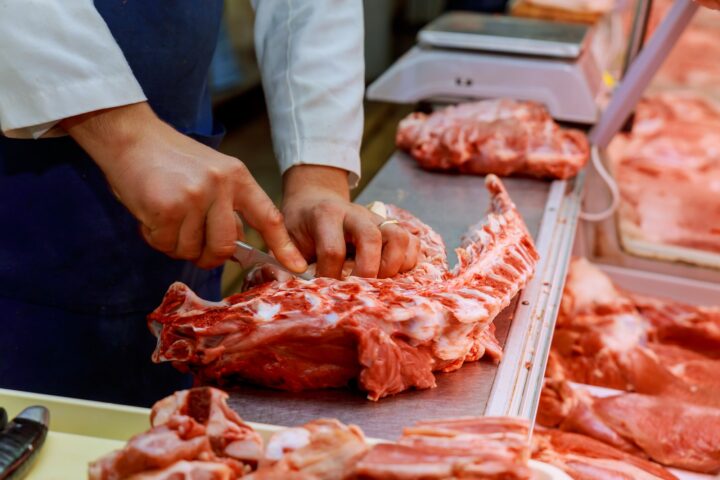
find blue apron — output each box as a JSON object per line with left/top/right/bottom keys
{"left": 0, "top": 1, "right": 225, "bottom": 406}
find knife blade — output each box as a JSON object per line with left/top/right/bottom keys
{"left": 0, "top": 406, "right": 49, "bottom": 480}
{"left": 233, "top": 241, "right": 313, "bottom": 281}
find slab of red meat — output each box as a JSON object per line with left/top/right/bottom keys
{"left": 631, "top": 293, "right": 720, "bottom": 358}
{"left": 608, "top": 92, "right": 720, "bottom": 254}
{"left": 247, "top": 419, "right": 368, "bottom": 480}
{"left": 538, "top": 380, "right": 720, "bottom": 474}
{"left": 149, "top": 175, "right": 538, "bottom": 401}
{"left": 89, "top": 387, "right": 262, "bottom": 480}
{"left": 547, "top": 258, "right": 720, "bottom": 407}
{"left": 355, "top": 417, "right": 532, "bottom": 479}
{"left": 531, "top": 427, "right": 677, "bottom": 480}
{"left": 396, "top": 99, "right": 589, "bottom": 180}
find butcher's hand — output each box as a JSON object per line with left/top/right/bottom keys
{"left": 61, "top": 102, "right": 307, "bottom": 271}
{"left": 282, "top": 165, "right": 420, "bottom": 279}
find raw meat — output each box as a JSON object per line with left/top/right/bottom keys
{"left": 608, "top": 92, "right": 720, "bottom": 254}
{"left": 651, "top": 22, "right": 720, "bottom": 97}
{"left": 632, "top": 293, "right": 720, "bottom": 358}
{"left": 89, "top": 386, "right": 539, "bottom": 479}
{"left": 396, "top": 99, "right": 589, "bottom": 180}
{"left": 532, "top": 427, "right": 677, "bottom": 480}
{"left": 510, "top": 0, "right": 614, "bottom": 24}
{"left": 248, "top": 419, "right": 367, "bottom": 480}
{"left": 538, "top": 380, "right": 720, "bottom": 474}
{"left": 89, "top": 387, "right": 262, "bottom": 480}
{"left": 547, "top": 258, "right": 720, "bottom": 407}
{"left": 696, "top": 0, "right": 720, "bottom": 10}
{"left": 126, "top": 461, "right": 235, "bottom": 480}
{"left": 149, "top": 175, "right": 538, "bottom": 400}
{"left": 356, "top": 417, "right": 532, "bottom": 479}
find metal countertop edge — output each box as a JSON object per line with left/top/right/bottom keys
{"left": 484, "top": 170, "right": 586, "bottom": 420}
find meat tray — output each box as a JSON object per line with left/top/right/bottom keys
{"left": 571, "top": 384, "right": 716, "bottom": 480}
{"left": 567, "top": 263, "right": 720, "bottom": 480}
{"left": 0, "top": 388, "right": 570, "bottom": 479}
{"left": 227, "top": 152, "right": 585, "bottom": 438}
{"left": 577, "top": 153, "right": 720, "bottom": 284}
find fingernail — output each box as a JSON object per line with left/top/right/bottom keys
{"left": 290, "top": 253, "right": 308, "bottom": 272}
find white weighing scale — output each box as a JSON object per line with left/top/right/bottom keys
{"left": 367, "top": 12, "right": 608, "bottom": 124}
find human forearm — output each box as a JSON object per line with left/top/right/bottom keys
{"left": 0, "top": 0, "right": 145, "bottom": 138}
{"left": 59, "top": 102, "right": 155, "bottom": 171}
{"left": 252, "top": 0, "right": 364, "bottom": 186}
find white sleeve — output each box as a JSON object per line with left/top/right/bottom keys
{"left": 252, "top": 0, "right": 365, "bottom": 188}
{"left": 0, "top": 0, "right": 146, "bottom": 139}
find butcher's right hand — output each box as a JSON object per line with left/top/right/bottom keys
{"left": 60, "top": 102, "right": 307, "bottom": 271}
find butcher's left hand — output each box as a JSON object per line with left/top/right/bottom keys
{"left": 282, "top": 165, "right": 420, "bottom": 279}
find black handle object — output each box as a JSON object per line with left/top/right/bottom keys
{"left": 0, "top": 409, "right": 7, "bottom": 431}
{"left": 0, "top": 407, "right": 49, "bottom": 480}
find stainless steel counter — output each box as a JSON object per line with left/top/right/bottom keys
{"left": 229, "top": 152, "right": 582, "bottom": 439}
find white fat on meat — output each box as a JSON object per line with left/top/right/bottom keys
{"left": 250, "top": 419, "right": 368, "bottom": 480}
{"left": 562, "top": 258, "right": 627, "bottom": 314}
{"left": 263, "top": 427, "right": 311, "bottom": 461}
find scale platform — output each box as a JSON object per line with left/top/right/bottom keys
{"left": 367, "top": 12, "right": 606, "bottom": 124}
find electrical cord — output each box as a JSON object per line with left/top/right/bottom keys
{"left": 579, "top": 146, "right": 621, "bottom": 222}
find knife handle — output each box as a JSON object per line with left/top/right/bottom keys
{"left": 0, "top": 409, "right": 7, "bottom": 431}
{"left": 0, "top": 407, "right": 49, "bottom": 480}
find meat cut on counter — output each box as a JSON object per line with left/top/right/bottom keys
{"left": 356, "top": 417, "right": 532, "bottom": 479}
{"left": 540, "top": 257, "right": 720, "bottom": 478}
{"left": 609, "top": 92, "right": 720, "bottom": 256}
{"left": 546, "top": 257, "right": 720, "bottom": 408}
{"left": 396, "top": 99, "right": 589, "bottom": 180}
{"left": 149, "top": 175, "right": 538, "bottom": 400}
{"left": 247, "top": 419, "right": 368, "bottom": 480}
{"left": 89, "top": 388, "right": 263, "bottom": 479}
{"left": 648, "top": 4, "right": 720, "bottom": 98}
{"left": 89, "top": 387, "right": 534, "bottom": 480}
{"left": 538, "top": 380, "right": 720, "bottom": 474}
{"left": 531, "top": 428, "right": 677, "bottom": 480}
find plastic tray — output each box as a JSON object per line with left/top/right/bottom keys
{"left": 0, "top": 388, "right": 570, "bottom": 479}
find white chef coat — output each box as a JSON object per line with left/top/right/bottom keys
{"left": 0, "top": 0, "right": 364, "bottom": 186}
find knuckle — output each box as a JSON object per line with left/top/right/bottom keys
{"left": 206, "top": 167, "right": 225, "bottom": 184}
{"left": 321, "top": 246, "right": 345, "bottom": 261}
{"left": 148, "top": 197, "right": 184, "bottom": 221}
{"left": 397, "top": 230, "right": 411, "bottom": 247}
{"left": 315, "top": 200, "right": 342, "bottom": 218}
{"left": 264, "top": 207, "right": 285, "bottom": 228}
{"left": 233, "top": 160, "right": 250, "bottom": 175}
{"left": 183, "top": 185, "right": 205, "bottom": 202}
{"left": 229, "top": 162, "right": 250, "bottom": 182}
{"left": 366, "top": 228, "right": 383, "bottom": 247}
